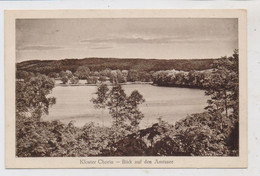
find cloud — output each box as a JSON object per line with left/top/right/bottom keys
{"left": 18, "top": 43, "right": 114, "bottom": 52}
{"left": 81, "top": 36, "right": 174, "bottom": 44}
{"left": 80, "top": 35, "right": 231, "bottom": 45}
{"left": 89, "top": 46, "right": 113, "bottom": 50}
{"left": 17, "top": 45, "right": 64, "bottom": 51}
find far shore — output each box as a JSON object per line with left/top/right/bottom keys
{"left": 55, "top": 81, "right": 206, "bottom": 90}
{"left": 55, "top": 81, "right": 154, "bottom": 87}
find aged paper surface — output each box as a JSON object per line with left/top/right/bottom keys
{"left": 5, "top": 9, "right": 247, "bottom": 168}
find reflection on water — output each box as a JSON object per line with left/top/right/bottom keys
{"left": 43, "top": 84, "right": 208, "bottom": 128}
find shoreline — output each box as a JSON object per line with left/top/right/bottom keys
{"left": 55, "top": 81, "right": 205, "bottom": 90}
{"left": 55, "top": 81, "right": 154, "bottom": 87}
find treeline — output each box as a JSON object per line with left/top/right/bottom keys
{"left": 152, "top": 69, "right": 212, "bottom": 89}
{"left": 152, "top": 52, "right": 238, "bottom": 90}
{"left": 16, "top": 60, "right": 222, "bottom": 90}
{"left": 17, "top": 65, "right": 213, "bottom": 89}
{"left": 16, "top": 65, "right": 214, "bottom": 90}
{"left": 16, "top": 57, "right": 216, "bottom": 75}
{"left": 17, "top": 67, "right": 153, "bottom": 85}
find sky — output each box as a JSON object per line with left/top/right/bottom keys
{"left": 16, "top": 18, "right": 238, "bottom": 62}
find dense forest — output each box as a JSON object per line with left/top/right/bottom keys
{"left": 16, "top": 57, "right": 216, "bottom": 75}
{"left": 16, "top": 51, "right": 239, "bottom": 157}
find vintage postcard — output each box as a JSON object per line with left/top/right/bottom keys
{"left": 5, "top": 9, "right": 247, "bottom": 168}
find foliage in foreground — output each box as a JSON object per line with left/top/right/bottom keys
{"left": 16, "top": 74, "right": 56, "bottom": 120}
{"left": 16, "top": 111, "right": 238, "bottom": 157}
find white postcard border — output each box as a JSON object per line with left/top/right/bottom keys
{"left": 5, "top": 9, "right": 247, "bottom": 168}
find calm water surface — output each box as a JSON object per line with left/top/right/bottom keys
{"left": 43, "top": 84, "right": 208, "bottom": 128}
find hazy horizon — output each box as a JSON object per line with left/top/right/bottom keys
{"left": 16, "top": 18, "right": 238, "bottom": 62}
{"left": 17, "top": 56, "right": 221, "bottom": 64}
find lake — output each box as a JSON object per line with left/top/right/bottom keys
{"left": 42, "top": 84, "right": 208, "bottom": 128}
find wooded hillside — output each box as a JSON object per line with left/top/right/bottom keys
{"left": 16, "top": 57, "right": 217, "bottom": 75}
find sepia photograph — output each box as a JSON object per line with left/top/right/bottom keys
{"left": 5, "top": 10, "right": 247, "bottom": 168}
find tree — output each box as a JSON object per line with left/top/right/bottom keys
{"left": 48, "top": 72, "right": 58, "bottom": 78}
{"left": 86, "top": 76, "right": 98, "bottom": 84}
{"left": 98, "top": 76, "right": 107, "bottom": 83}
{"left": 174, "top": 112, "right": 231, "bottom": 156}
{"left": 61, "top": 76, "right": 68, "bottom": 84}
{"left": 106, "top": 84, "right": 127, "bottom": 133}
{"left": 116, "top": 70, "right": 125, "bottom": 83}
{"left": 127, "top": 69, "right": 139, "bottom": 82}
{"left": 70, "top": 76, "right": 79, "bottom": 84}
{"left": 139, "top": 71, "right": 150, "bottom": 82}
{"left": 59, "top": 71, "right": 68, "bottom": 84}
{"left": 66, "top": 70, "right": 73, "bottom": 79}
{"left": 122, "top": 70, "right": 128, "bottom": 82}
{"left": 106, "top": 86, "right": 145, "bottom": 133}
{"left": 152, "top": 71, "right": 169, "bottom": 86}
{"left": 101, "top": 68, "right": 112, "bottom": 77}
{"left": 203, "top": 50, "right": 239, "bottom": 152}
{"left": 91, "top": 84, "right": 110, "bottom": 126}
{"left": 59, "top": 70, "right": 73, "bottom": 84}
{"left": 93, "top": 71, "right": 100, "bottom": 77}
{"left": 59, "top": 71, "right": 65, "bottom": 77}
{"left": 92, "top": 84, "right": 145, "bottom": 141}
{"left": 111, "top": 70, "right": 125, "bottom": 84}
{"left": 16, "top": 70, "right": 35, "bottom": 81}
{"left": 205, "top": 50, "right": 239, "bottom": 120}
{"left": 74, "top": 66, "right": 90, "bottom": 79}
{"left": 125, "top": 90, "right": 145, "bottom": 132}
{"left": 16, "top": 70, "right": 29, "bottom": 80}
{"left": 16, "top": 74, "right": 56, "bottom": 120}
{"left": 110, "top": 70, "right": 118, "bottom": 83}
